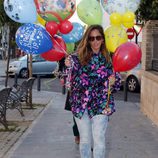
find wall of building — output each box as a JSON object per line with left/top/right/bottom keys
{"left": 141, "top": 20, "right": 158, "bottom": 126}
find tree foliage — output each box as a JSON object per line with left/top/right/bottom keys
{"left": 0, "top": 0, "right": 20, "bottom": 48}
{"left": 0, "top": 0, "right": 14, "bottom": 26}
{"left": 136, "top": 0, "right": 158, "bottom": 22}
{"left": 0, "top": 0, "right": 20, "bottom": 28}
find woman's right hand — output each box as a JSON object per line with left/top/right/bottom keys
{"left": 65, "top": 56, "right": 71, "bottom": 67}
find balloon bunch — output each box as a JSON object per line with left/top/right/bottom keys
{"left": 110, "top": 12, "right": 135, "bottom": 28}
{"left": 3, "top": 0, "right": 84, "bottom": 61}
{"left": 3, "top": 0, "right": 142, "bottom": 72}
{"left": 100, "top": 0, "right": 142, "bottom": 72}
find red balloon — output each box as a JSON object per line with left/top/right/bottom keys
{"left": 46, "top": 21, "right": 59, "bottom": 36}
{"left": 59, "top": 20, "right": 73, "bottom": 34}
{"left": 112, "top": 42, "right": 142, "bottom": 72}
{"left": 53, "top": 35, "right": 66, "bottom": 51}
{"left": 41, "top": 35, "right": 66, "bottom": 61}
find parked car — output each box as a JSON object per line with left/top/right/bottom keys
{"left": 120, "top": 64, "right": 141, "bottom": 92}
{"left": 7, "top": 55, "right": 58, "bottom": 78}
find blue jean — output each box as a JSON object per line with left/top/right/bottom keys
{"left": 74, "top": 110, "right": 108, "bottom": 158}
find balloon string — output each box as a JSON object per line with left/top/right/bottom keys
{"left": 108, "top": 51, "right": 115, "bottom": 73}
{"left": 53, "top": 37, "right": 68, "bottom": 56}
{"left": 106, "top": 81, "right": 111, "bottom": 108}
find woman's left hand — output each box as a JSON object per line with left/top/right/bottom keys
{"left": 108, "top": 74, "right": 116, "bottom": 86}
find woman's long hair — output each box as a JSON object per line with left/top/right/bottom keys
{"left": 77, "top": 25, "right": 111, "bottom": 66}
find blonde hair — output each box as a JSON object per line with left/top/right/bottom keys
{"left": 77, "top": 25, "right": 110, "bottom": 66}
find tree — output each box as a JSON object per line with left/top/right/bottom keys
{"left": 0, "top": 0, "right": 20, "bottom": 47}
{"left": 0, "top": 0, "right": 20, "bottom": 87}
{"left": 136, "top": 0, "right": 158, "bottom": 22}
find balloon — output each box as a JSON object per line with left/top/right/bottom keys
{"left": 77, "top": 0, "right": 102, "bottom": 25}
{"left": 53, "top": 35, "right": 67, "bottom": 51}
{"left": 34, "top": 0, "right": 76, "bottom": 22}
{"left": 104, "top": 25, "right": 128, "bottom": 53}
{"left": 110, "top": 12, "right": 122, "bottom": 26}
{"left": 61, "top": 22, "right": 84, "bottom": 43}
{"left": 113, "top": 42, "right": 142, "bottom": 72}
{"left": 3, "top": 0, "right": 37, "bottom": 23}
{"left": 123, "top": 22, "right": 135, "bottom": 28}
{"left": 122, "top": 11, "right": 135, "bottom": 28}
{"left": 41, "top": 35, "right": 66, "bottom": 61}
{"left": 16, "top": 23, "right": 53, "bottom": 54}
{"left": 46, "top": 21, "right": 59, "bottom": 36}
{"left": 59, "top": 20, "right": 73, "bottom": 34}
{"left": 102, "top": 12, "right": 110, "bottom": 29}
{"left": 37, "top": 14, "right": 46, "bottom": 26}
{"left": 41, "top": 49, "right": 65, "bottom": 61}
{"left": 101, "top": 0, "right": 141, "bottom": 14}
{"left": 66, "top": 43, "right": 75, "bottom": 54}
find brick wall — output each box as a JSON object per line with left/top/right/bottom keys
{"left": 141, "top": 20, "right": 158, "bottom": 70}
{"left": 141, "top": 20, "right": 158, "bottom": 126}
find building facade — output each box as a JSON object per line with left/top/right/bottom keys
{"left": 141, "top": 20, "right": 158, "bottom": 126}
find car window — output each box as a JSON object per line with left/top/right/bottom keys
{"left": 32, "top": 55, "right": 45, "bottom": 62}
{"left": 18, "top": 55, "right": 46, "bottom": 62}
{"left": 18, "top": 55, "right": 27, "bottom": 61}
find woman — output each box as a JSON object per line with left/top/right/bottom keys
{"left": 65, "top": 25, "right": 121, "bottom": 158}
{"left": 58, "top": 58, "right": 80, "bottom": 144}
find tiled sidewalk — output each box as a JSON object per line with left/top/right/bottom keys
{"left": 0, "top": 90, "right": 54, "bottom": 158}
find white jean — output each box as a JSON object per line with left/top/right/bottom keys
{"left": 75, "top": 110, "right": 108, "bottom": 158}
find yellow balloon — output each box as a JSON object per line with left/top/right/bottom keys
{"left": 104, "top": 25, "right": 128, "bottom": 53}
{"left": 122, "top": 11, "right": 135, "bottom": 28}
{"left": 123, "top": 21, "right": 135, "bottom": 28}
{"left": 110, "top": 12, "right": 122, "bottom": 26}
{"left": 37, "top": 14, "right": 46, "bottom": 26}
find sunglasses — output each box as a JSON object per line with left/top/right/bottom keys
{"left": 89, "top": 36, "right": 103, "bottom": 42}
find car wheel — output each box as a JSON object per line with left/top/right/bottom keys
{"left": 127, "top": 76, "right": 140, "bottom": 92}
{"left": 19, "top": 68, "right": 28, "bottom": 78}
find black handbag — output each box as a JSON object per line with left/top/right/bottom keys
{"left": 65, "top": 91, "right": 71, "bottom": 111}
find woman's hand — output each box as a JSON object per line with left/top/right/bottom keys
{"left": 108, "top": 74, "right": 116, "bottom": 86}
{"left": 65, "top": 56, "right": 71, "bottom": 67}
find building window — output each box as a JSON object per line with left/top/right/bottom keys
{"left": 152, "top": 34, "right": 158, "bottom": 72}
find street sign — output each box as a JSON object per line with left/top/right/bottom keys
{"left": 126, "top": 28, "right": 135, "bottom": 40}
{"left": 133, "top": 24, "right": 142, "bottom": 35}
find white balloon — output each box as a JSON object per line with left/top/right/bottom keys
{"left": 3, "top": 0, "right": 37, "bottom": 23}
{"left": 101, "top": 0, "right": 140, "bottom": 14}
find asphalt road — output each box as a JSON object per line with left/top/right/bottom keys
{"left": 0, "top": 76, "right": 140, "bottom": 103}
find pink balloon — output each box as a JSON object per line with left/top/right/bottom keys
{"left": 41, "top": 35, "right": 66, "bottom": 61}
{"left": 112, "top": 42, "right": 142, "bottom": 72}
{"left": 59, "top": 20, "right": 73, "bottom": 34}
{"left": 46, "top": 21, "right": 59, "bottom": 36}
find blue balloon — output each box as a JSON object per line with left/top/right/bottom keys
{"left": 16, "top": 23, "right": 53, "bottom": 54}
{"left": 61, "top": 22, "right": 84, "bottom": 43}
{"left": 3, "top": 0, "right": 37, "bottom": 23}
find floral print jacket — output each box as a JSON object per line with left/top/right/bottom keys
{"left": 68, "top": 52, "right": 121, "bottom": 119}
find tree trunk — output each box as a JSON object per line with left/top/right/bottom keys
{"left": 28, "top": 54, "right": 33, "bottom": 108}
{"left": 3, "top": 24, "right": 10, "bottom": 87}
